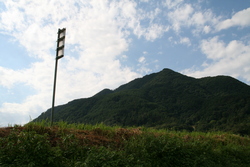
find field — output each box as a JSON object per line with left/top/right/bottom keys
{"left": 0, "top": 121, "right": 250, "bottom": 167}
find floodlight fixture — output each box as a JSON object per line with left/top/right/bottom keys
{"left": 57, "top": 28, "right": 66, "bottom": 59}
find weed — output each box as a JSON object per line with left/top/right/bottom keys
{"left": 0, "top": 121, "right": 250, "bottom": 166}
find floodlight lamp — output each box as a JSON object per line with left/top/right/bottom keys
{"left": 57, "top": 28, "right": 66, "bottom": 58}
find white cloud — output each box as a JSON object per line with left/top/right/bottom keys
{"left": 140, "top": 0, "right": 149, "bottom": 2}
{"left": 137, "top": 56, "right": 152, "bottom": 74}
{"left": 146, "top": 7, "right": 162, "bottom": 22}
{"left": 200, "top": 36, "right": 226, "bottom": 60}
{"left": 203, "top": 25, "right": 211, "bottom": 34}
{"left": 166, "top": 1, "right": 219, "bottom": 35}
{"left": 138, "top": 56, "right": 146, "bottom": 63}
{"left": 117, "top": 0, "right": 141, "bottom": 36}
{"left": 0, "top": 0, "right": 145, "bottom": 125}
{"left": 145, "top": 24, "right": 166, "bottom": 41}
{"left": 112, "top": 1, "right": 170, "bottom": 42}
{"left": 168, "top": 36, "right": 191, "bottom": 46}
{"left": 137, "top": 67, "right": 152, "bottom": 74}
{"left": 0, "top": 0, "right": 249, "bottom": 126}
{"left": 180, "top": 37, "right": 191, "bottom": 46}
{"left": 216, "top": 7, "right": 250, "bottom": 31}
{"left": 168, "top": 3, "right": 194, "bottom": 32}
{"left": 183, "top": 37, "right": 250, "bottom": 82}
{"left": 164, "top": 0, "right": 183, "bottom": 9}
{"left": 121, "top": 55, "right": 128, "bottom": 60}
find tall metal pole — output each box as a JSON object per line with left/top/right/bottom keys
{"left": 51, "top": 28, "right": 66, "bottom": 126}
{"left": 51, "top": 54, "right": 59, "bottom": 126}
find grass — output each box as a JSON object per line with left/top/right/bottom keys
{"left": 0, "top": 121, "right": 250, "bottom": 167}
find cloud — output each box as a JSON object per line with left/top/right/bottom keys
{"left": 167, "top": 36, "right": 191, "bottom": 46}
{"left": 137, "top": 56, "right": 152, "bottom": 74}
{"left": 0, "top": 0, "right": 249, "bottom": 126}
{"left": 179, "top": 37, "right": 191, "bottom": 46}
{"left": 168, "top": 3, "right": 194, "bottom": 32}
{"left": 216, "top": 7, "right": 250, "bottom": 31}
{"left": 166, "top": 1, "right": 219, "bottom": 35}
{"left": 138, "top": 56, "right": 146, "bottom": 63}
{"left": 0, "top": 0, "right": 149, "bottom": 125}
{"left": 164, "top": 0, "right": 183, "bottom": 9}
{"left": 119, "top": 2, "right": 168, "bottom": 41}
{"left": 144, "top": 24, "right": 167, "bottom": 41}
{"left": 183, "top": 36, "right": 250, "bottom": 82}
{"left": 203, "top": 25, "right": 211, "bottom": 34}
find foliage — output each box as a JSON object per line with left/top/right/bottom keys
{"left": 0, "top": 122, "right": 250, "bottom": 166}
{"left": 34, "top": 68, "right": 250, "bottom": 135}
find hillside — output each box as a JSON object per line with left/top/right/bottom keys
{"left": 1, "top": 122, "right": 250, "bottom": 166}
{"left": 34, "top": 68, "right": 250, "bottom": 135}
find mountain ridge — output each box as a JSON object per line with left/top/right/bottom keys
{"left": 34, "top": 68, "right": 250, "bottom": 135}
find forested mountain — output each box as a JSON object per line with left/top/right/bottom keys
{"left": 34, "top": 68, "right": 250, "bottom": 135}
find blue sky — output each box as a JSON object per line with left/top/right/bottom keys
{"left": 0, "top": 0, "right": 250, "bottom": 126}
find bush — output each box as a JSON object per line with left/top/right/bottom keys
{"left": 0, "top": 130, "right": 61, "bottom": 167}
{"left": 0, "top": 123, "right": 250, "bottom": 166}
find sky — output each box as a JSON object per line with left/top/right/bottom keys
{"left": 0, "top": 0, "right": 250, "bottom": 126}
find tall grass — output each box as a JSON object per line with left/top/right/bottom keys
{"left": 0, "top": 121, "right": 249, "bottom": 167}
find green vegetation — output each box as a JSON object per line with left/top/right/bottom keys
{"left": 1, "top": 121, "right": 250, "bottom": 166}
{"left": 34, "top": 68, "right": 250, "bottom": 135}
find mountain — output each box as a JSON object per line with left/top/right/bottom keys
{"left": 34, "top": 68, "right": 250, "bottom": 135}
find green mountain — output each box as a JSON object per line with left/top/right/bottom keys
{"left": 34, "top": 68, "right": 250, "bottom": 135}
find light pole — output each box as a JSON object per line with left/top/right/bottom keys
{"left": 51, "top": 28, "right": 66, "bottom": 126}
